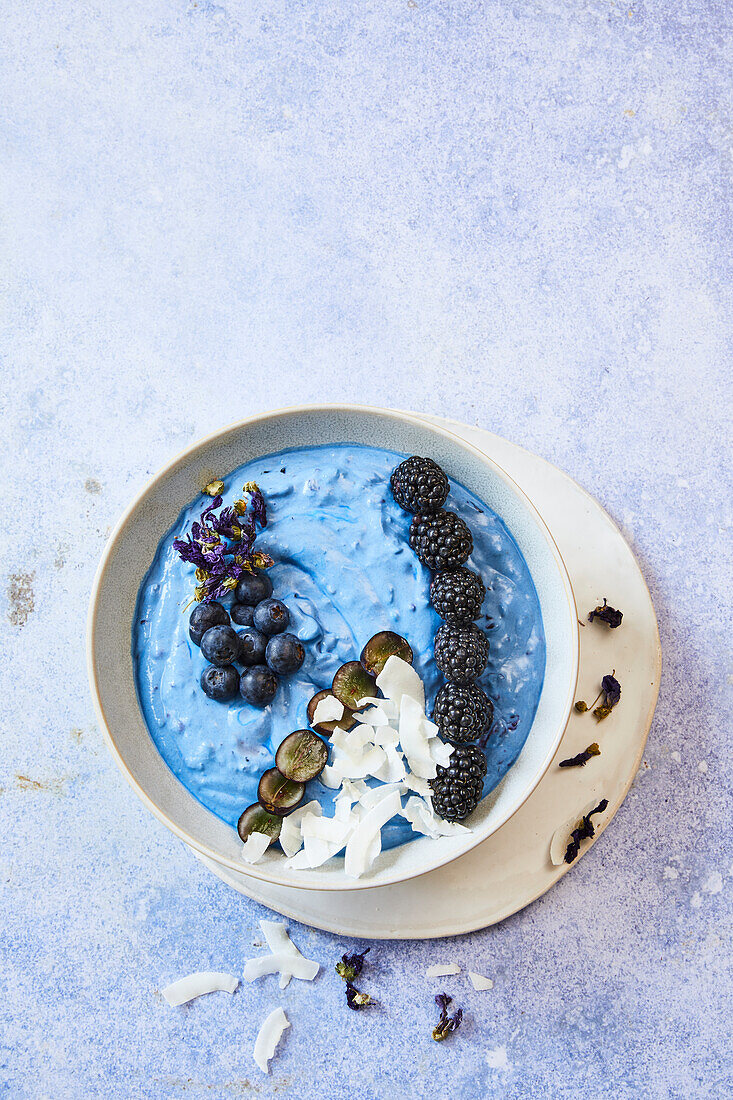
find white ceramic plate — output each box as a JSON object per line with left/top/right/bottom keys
{"left": 193, "top": 416, "right": 661, "bottom": 936}
{"left": 87, "top": 405, "right": 578, "bottom": 891}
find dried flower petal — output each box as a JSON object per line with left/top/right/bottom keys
{"left": 593, "top": 672, "right": 621, "bottom": 721}
{"left": 588, "top": 599, "right": 623, "bottom": 628}
{"left": 174, "top": 487, "right": 270, "bottom": 602}
{"left": 601, "top": 673, "right": 621, "bottom": 707}
{"left": 564, "top": 798, "right": 609, "bottom": 864}
{"left": 343, "top": 985, "right": 374, "bottom": 1007}
{"left": 203, "top": 479, "right": 225, "bottom": 497}
{"left": 244, "top": 481, "right": 267, "bottom": 527}
{"left": 559, "top": 743, "right": 601, "bottom": 768}
{"left": 432, "top": 993, "right": 463, "bottom": 1041}
{"left": 336, "top": 948, "right": 370, "bottom": 983}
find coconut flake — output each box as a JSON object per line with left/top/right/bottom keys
{"left": 400, "top": 795, "right": 469, "bottom": 838}
{"left": 356, "top": 696, "right": 399, "bottom": 719}
{"left": 253, "top": 1006, "right": 290, "bottom": 1074}
{"left": 398, "top": 694, "right": 438, "bottom": 779}
{"left": 355, "top": 705, "right": 392, "bottom": 728}
{"left": 312, "top": 695, "right": 344, "bottom": 725}
{"left": 428, "top": 737, "right": 454, "bottom": 768}
{"left": 258, "top": 920, "right": 315, "bottom": 990}
{"left": 425, "top": 963, "right": 461, "bottom": 978}
{"left": 344, "top": 789, "right": 401, "bottom": 878}
{"left": 301, "top": 814, "right": 352, "bottom": 845}
{"left": 243, "top": 951, "right": 319, "bottom": 984}
{"left": 371, "top": 743, "right": 407, "bottom": 783}
{"left": 358, "top": 782, "right": 403, "bottom": 810}
{"left": 371, "top": 725, "right": 400, "bottom": 748}
{"left": 240, "top": 831, "right": 271, "bottom": 865}
{"left": 161, "top": 971, "right": 239, "bottom": 1006}
{"left": 401, "top": 773, "right": 433, "bottom": 799}
{"left": 468, "top": 971, "right": 494, "bottom": 991}
{"left": 279, "top": 800, "right": 322, "bottom": 859}
{"left": 320, "top": 764, "right": 343, "bottom": 789}
{"left": 376, "top": 655, "right": 425, "bottom": 710}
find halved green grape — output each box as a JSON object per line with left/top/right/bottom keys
{"left": 276, "top": 729, "right": 329, "bottom": 783}
{"left": 258, "top": 768, "right": 305, "bottom": 816}
{"left": 307, "top": 689, "right": 357, "bottom": 736}
{"left": 360, "top": 631, "right": 413, "bottom": 677}
{"left": 331, "top": 661, "right": 377, "bottom": 711}
{"left": 237, "top": 803, "right": 282, "bottom": 844}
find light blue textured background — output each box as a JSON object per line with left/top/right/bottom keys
{"left": 1, "top": 2, "right": 730, "bottom": 1098}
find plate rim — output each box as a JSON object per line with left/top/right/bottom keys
{"left": 191, "top": 414, "right": 662, "bottom": 935}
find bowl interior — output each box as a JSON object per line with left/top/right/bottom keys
{"left": 88, "top": 406, "right": 578, "bottom": 890}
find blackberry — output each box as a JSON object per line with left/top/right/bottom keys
{"left": 409, "top": 511, "right": 472, "bottom": 571}
{"left": 432, "top": 682, "right": 493, "bottom": 743}
{"left": 434, "top": 622, "right": 488, "bottom": 683}
{"left": 430, "top": 567, "right": 485, "bottom": 622}
{"left": 430, "top": 743, "right": 487, "bottom": 822}
{"left": 390, "top": 456, "right": 449, "bottom": 514}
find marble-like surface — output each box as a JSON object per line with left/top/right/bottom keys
{"left": 1, "top": 2, "right": 730, "bottom": 1097}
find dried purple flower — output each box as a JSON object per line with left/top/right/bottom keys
{"left": 593, "top": 672, "right": 621, "bottom": 721}
{"left": 559, "top": 743, "right": 601, "bottom": 768}
{"left": 432, "top": 993, "right": 463, "bottom": 1042}
{"left": 336, "top": 948, "right": 370, "bottom": 983}
{"left": 345, "top": 982, "right": 376, "bottom": 1010}
{"left": 173, "top": 485, "right": 270, "bottom": 602}
{"left": 243, "top": 481, "right": 267, "bottom": 527}
{"left": 564, "top": 798, "right": 609, "bottom": 864}
{"left": 588, "top": 598, "right": 623, "bottom": 629}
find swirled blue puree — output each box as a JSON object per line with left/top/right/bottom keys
{"left": 133, "top": 444, "right": 545, "bottom": 852}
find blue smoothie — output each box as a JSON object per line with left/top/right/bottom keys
{"left": 132, "top": 444, "right": 545, "bottom": 851}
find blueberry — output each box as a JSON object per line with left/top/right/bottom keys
{"left": 240, "top": 665, "right": 278, "bottom": 707}
{"left": 235, "top": 569, "right": 273, "bottom": 607}
{"left": 200, "top": 624, "right": 241, "bottom": 667}
{"left": 237, "top": 626, "right": 268, "bottom": 667}
{"left": 231, "top": 603, "right": 254, "bottom": 627}
{"left": 189, "top": 601, "right": 229, "bottom": 645}
{"left": 200, "top": 664, "right": 239, "bottom": 701}
{"left": 265, "top": 632, "right": 305, "bottom": 675}
{"left": 253, "top": 597, "right": 290, "bottom": 636}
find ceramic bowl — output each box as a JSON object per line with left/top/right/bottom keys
{"left": 87, "top": 405, "right": 578, "bottom": 891}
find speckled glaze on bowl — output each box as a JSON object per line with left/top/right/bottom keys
{"left": 87, "top": 405, "right": 579, "bottom": 891}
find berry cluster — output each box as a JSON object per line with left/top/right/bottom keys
{"left": 391, "top": 455, "right": 495, "bottom": 822}
{"left": 189, "top": 569, "right": 305, "bottom": 708}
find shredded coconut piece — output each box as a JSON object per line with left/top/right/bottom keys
{"left": 426, "top": 962, "right": 461, "bottom": 978}
{"left": 344, "top": 789, "right": 401, "bottom": 878}
{"left": 279, "top": 800, "right": 322, "bottom": 859}
{"left": 161, "top": 971, "right": 239, "bottom": 1006}
{"left": 258, "top": 920, "right": 313, "bottom": 989}
{"left": 253, "top": 1006, "right": 290, "bottom": 1074}
{"left": 400, "top": 795, "right": 469, "bottom": 838}
{"left": 244, "top": 923, "right": 319, "bottom": 985}
{"left": 376, "top": 655, "right": 425, "bottom": 710}
{"left": 398, "top": 694, "right": 438, "bottom": 778}
{"left": 312, "top": 695, "right": 344, "bottom": 724}
{"left": 355, "top": 704, "right": 392, "bottom": 727}
{"left": 468, "top": 971, "right": 494, "bottom": 990}
{"left": 356, "top": 696, "right": 399, "bottom": 719}
{"left": 372, "top": 743, "right": 407, "bottom": 783}
{"left": 240, "top": 831, "right": 271, "bottom": 864}
{"left": 243, "top": 951, "right": 319, "bottom": 984}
